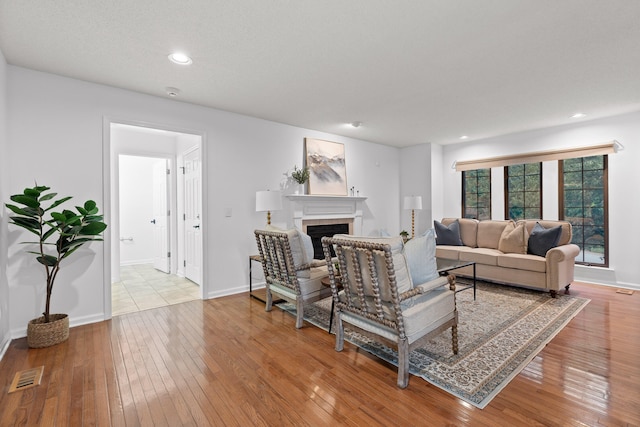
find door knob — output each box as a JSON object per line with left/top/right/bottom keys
{"left": 193, "top": 224, "right": 200, "bottom": 229}
{"left": 150, "top": 219, "right": 156, "bottom": 224}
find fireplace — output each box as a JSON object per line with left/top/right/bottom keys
{"left": 305, "top": 223, "right": 350, "bottom": 259}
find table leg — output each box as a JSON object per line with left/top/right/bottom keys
{"left": 328, "top": 298, "right": 335, "bottom": 334}
{"left": 473, "top": 262, "right": 477, "bottom": 300}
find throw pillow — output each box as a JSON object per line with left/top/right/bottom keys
{"left": 434, "top": 219, "right": 463, "bottom": 246}
{"left": 265, "top": 224, "right": 309, "bottom": 267}
{"left": 498, "top": 221, "right": 528, "bottom": 254}
{"left": 295, "top": 227, "right": 316, "bottom": 264}
{"left": 404, "top": 228, "right": 439, "bottom": 285}
{"left": 528, "top": 222, "right": 563, "bottom": 257}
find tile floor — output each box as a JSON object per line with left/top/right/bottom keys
{"left": 112, "top": 264, "right": 200, "bottom": 316}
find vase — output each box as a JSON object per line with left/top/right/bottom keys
{"left": 27, "top": 313, "right": 69, "bottom": 348}
{"left": 294, "top": 183, "right": 305, "bottom": 195}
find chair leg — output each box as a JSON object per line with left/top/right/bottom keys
{"left": 397, "top": 339, "right": 409, "bottom": 388}
{"left": 335, "top": 313, "right": 344, "bottom": 352}
{"left": 295, "top": 298, "right": 304, "bottom": 329}
{"left": 265, "top": 287, "right": 273, "bottom": 312}
{"left": 452, "top": 325, "right": 459, "bottom": 355}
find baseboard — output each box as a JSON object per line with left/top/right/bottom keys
{"left": 0, "top": 336, "right": 11, "bottom": 362}
{"left": 11, "top": 313, "right": 108, "bottom": 339}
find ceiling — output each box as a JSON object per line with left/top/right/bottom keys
{"left": 1, "top": 1, "right": 640, "bottom": 147}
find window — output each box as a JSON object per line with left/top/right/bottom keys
{"left": 462, "top": 169, "right": 491, "bottom": 220}
{"left": 505, "top": 163, "right": 542, "bottom": 221}
{"left": 560, "top": 155, "right": 608, "bottom": 266}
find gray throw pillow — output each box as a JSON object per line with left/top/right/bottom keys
{"left": 528, "top": 222, "right": 562, "bottom": 256}
{"left": 434, "top": 219, "right": 463, "bottom": 246}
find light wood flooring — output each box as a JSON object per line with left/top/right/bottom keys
{"left": 0, "top": 282, "right": 638, "bottom": 426}
{"left": 112, "top": 264, "right": 200, "bottom": 316}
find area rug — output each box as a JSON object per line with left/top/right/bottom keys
{"left": 277, "top": 281, "right": 589, "bottom": 409}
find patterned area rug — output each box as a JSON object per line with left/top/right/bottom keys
{"left": 277, "top": 281, "right": 590, "bottom": 408}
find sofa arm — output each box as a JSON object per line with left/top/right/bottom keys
{"left": 546, "top": 244, "right": 580, "bottom": 263}
{"left": 545, "top": 243, "right": 580, "bottom": 291}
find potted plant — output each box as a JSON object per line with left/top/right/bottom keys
{"left": 290, "top": 165, "right": 310, "bottom": 194}
{"left": 5, "top": 184, "right": 107, "bottom": 348}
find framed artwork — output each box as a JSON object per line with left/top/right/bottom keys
{"left": 304, "top": 138, "right": 348, "bottom": 196}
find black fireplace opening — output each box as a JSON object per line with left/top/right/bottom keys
{"left": 306, "top": 223, "right": 349, "bottom": 259}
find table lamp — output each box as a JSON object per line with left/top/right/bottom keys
{"left": 256, "top": 190, "right": 282, "bottom": 225}
{"left": 403, "top": 195, "right": 423, "bottom": 239}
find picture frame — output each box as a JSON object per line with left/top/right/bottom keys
{"left": 304, "top": 138, "right": 347, "bottom": 196}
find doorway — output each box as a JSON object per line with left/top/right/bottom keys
{"left": 106, "top": 121, "right": 204, "bottom": 316}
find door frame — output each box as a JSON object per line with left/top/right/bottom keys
{"left": 102, "top": 116, "right": 207, "bottom": 320}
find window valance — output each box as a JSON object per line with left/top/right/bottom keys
{"left": 454, "top": 140, "right": 620, "bottom": 172}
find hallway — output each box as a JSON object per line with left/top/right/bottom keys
{"left": 112, "top": 264, "right": 200, "bottom": 316}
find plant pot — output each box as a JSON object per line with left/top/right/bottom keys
{"left": 27, "top": 313, "right": 69, "bottom": 348}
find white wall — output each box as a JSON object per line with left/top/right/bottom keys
{"left": 0, "top": 48, "right": 11, "bottom": 356}
{"left": 438, "top": 112, "right": 640, "bottom": 289}
{"left": 399, "top": 144, "right": 432, "bottom": 237}
{"left": 5, "top": 65, "right": 401, "bottom": 337}
{"left": 118, "top": 155, "right": 165, "bottom": 266}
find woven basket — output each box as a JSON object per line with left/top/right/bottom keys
{"left": 27, "top": 313, "right": 69, "bottom": 348}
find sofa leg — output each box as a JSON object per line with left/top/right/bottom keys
{"left": 550, "top": 290, "right": 557, "bottom": 298}
{"left": 565, "top": 284, "right": 571, "bottom": 294}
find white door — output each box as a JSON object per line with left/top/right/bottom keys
{"left": 152, "top": 159, "right": 170, "bottom": 273}
{"left": 184, "top": 148, "right": 202, "bottom": 285}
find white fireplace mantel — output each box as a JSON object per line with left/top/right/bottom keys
{"left": 286, "top": 194, "right": 367, "bottom": 234}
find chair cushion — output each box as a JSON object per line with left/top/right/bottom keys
{"left": 333, "top": 234, "right": 413, "bottom": 296}
{"left": 434, "top": 219, "right": 463, "bottom": 246}
{"left": 404, "top": 229, "right": 439, "bottom": 285}
{"left": 498, "top": 221, "right": 528, "bottom": 254}
{"left": 528, "top": 222, "right": 562, "bottom": 257}
{"left": 265, "top": 224, "right": 314, "bottom": 266}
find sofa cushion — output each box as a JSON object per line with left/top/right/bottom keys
{"left": 498, "top": 221, "right": 528, "bottom": 254}
{"left": 441, "top": 218, "right": 479, "bottom": 247}
{"left": 459, "top": 248, "right": 502, "bottom": 266}
{"left": 528, "top": 222, "right": 562, "bottom": 257}
{"left": 477, "top": 220, "right": 511, "bottom": 249}
{"left": 435, "top": 245, "right": 475, "bottom": 260}
{"left": 521, "top": 220, "right": 572, "bottom": 246}
{"left": 333, "top": 234, "right": 413, "bottom": 296}
{"left": 404, "top": 229, "right": 439, "bottom": 286}
{"left": 434, "top": 219, "right": 463, "bottom": 246}
{"left": 497, "top": 253, "right": 547, "bottom": 273}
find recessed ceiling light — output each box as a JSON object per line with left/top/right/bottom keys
{"left": 168, "top": 52, "right": 192, "bottom": 65}
{"left": 350, "top": 121, "right": 362, "bottom": 128}
{"left": 460, "top": 135, "right": 469, "bottom": 140}
{"left": 166, "top": 87, "right": 180, "bottom": 97}
{"left": 571, "top": 113, "right": 586, "bottom": 119}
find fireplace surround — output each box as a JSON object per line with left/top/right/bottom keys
{"left": 287, "top": 194, "right": 367, "bottom": 258}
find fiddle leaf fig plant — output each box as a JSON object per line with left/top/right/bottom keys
{"left": 5, "top": 185, "right": 107, "bottom": 323}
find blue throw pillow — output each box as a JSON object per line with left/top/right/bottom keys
{"left": 404, "top": 229, "right": 439, "bottom": 285}
{"left": 528, "top": 222, "right": 562, "bottom": 256}
{"left": 434, "top": 219, "right": 463, "bottom": 246}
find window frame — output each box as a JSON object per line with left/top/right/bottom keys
{"left": 503, "top": 162, "right": 542, "bottom": 221}
{"left": 559, "top": 155, "right": 609, "bottom": 267}
{"left": 461, "top": 169, "right": 491, "bottom": 220}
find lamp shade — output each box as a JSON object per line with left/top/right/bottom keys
{"left": 403, "top": 195, "right": 423, "bottom": 210}
{"left": 256, "top": 190, "right": 282, "bottom": 212}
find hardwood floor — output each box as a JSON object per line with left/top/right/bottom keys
{"left": 0, "top": 282, "right": 638, "bottom": 426}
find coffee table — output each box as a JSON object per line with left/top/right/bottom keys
{"left": 436, "top": 258, "right": 477, "bottom": 300}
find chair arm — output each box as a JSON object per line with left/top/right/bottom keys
{"left": 546, "top": 244, "right": 580, "bottom": 263}
{"left": 399, "top": 275, "right": 451, "bottom": 301}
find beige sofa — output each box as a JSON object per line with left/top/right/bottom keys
{"left": 435, "top": 218, "right": 580, "bottom": 297}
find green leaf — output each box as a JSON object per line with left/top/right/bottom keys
{"left": 39, "top": 192, "right": 57, "bottom": 201}
{"left": 8, "top": 217, "right": 41, "bottom": 234}
{"left": 76, "top": 206, "right": 88, "bottom": 215}
{"left": 84, "top": 200, "right": 97, "bottom": 212}
{"left": 44, "top": 196, "right": 72, "bottom": 212}
{"left": 36, "top": 254, "right": 59, "bottom": 267}
{"left": 10, "top": 194, "right": 39, "bottom": 208}
{"left": 80, "top": 222, "right": 107, "bottom": 235}
{"left": 5, "top": 204, "right": 35, "bottom": 217}
{"left": 51, "top": 212, "right": 67, "bottom": 223}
